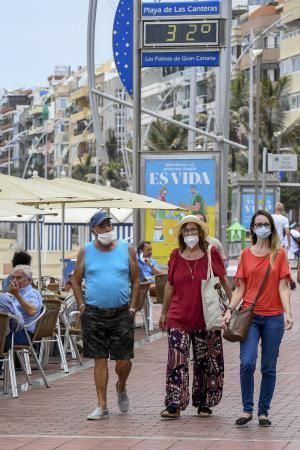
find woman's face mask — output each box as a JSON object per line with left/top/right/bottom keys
{"left": 255, "top": 227, "right": 272, "bottom": 240}
{"left": 184, "top": 235, "right": 199, "bottom": 248}
{"left": 95, "top": 230, "right": 115, "bottom": 245}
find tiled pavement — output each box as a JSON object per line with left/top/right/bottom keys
{"left": 0, "top": 278, "right": 300, "bottom": 450}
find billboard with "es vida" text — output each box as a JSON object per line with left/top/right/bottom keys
{"left": 141, "top": 152, "right": 220, "bottom": 264}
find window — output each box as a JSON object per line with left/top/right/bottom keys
{"left": 289, "top": 92, "right": 300, "bottom": 111}
{"left": 281, "top": 55, "right": 300, "bottom": 74}
{"left": 56, "top": 97, "right": 67, "bottom": 110}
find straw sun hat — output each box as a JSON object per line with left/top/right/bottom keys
{"left": 174, "top": 215, "right": 209, "bottom": 238}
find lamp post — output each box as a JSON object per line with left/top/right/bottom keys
{"left": 252, "top": 49, "right": 263, "bottom": 212}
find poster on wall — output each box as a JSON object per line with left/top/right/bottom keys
{"left": 141, "top": 153, "right": 219, "bottom": 264}
{"left": 241, "top": 191, "right": 275, "bottom": 230}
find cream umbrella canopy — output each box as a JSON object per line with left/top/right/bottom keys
{"left": 0, "top": 200, "right": 57, "bottom": 289}
{"left": 49, "top": 177, "right": 183, "bottom": 210}
{"left": 18, "top": 175, "right": 183, "bottom": 282}
{"left": 0, "top": 200, "right": 55, "bottom": 217}
{"left": 0, "top": 174, "right": 123, "bottom": 287}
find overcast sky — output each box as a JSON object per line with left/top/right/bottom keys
{"left": 0, "top": 0, "right": 115, "bottom": 90}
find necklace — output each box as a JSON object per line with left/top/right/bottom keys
{"left": 185, "top": 258, "right": 198, "bottom": 280}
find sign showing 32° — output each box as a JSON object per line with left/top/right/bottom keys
{"left": 143, "top": 20, "right": 219, "bottom": 47}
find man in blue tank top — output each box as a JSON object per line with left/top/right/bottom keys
{"left": 72, "top": 211, "right": 140, "bottom": 420}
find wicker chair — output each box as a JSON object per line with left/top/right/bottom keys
{"left": 154, "top": 274, "right": 168, "bottom": 304}
{"left": 15, "top": 298, "right": 69, "bottom": 383}
{"left": 0, "top": 312, "right": 19, "bottom": 398}
{"left": 62, "top": 296, "right": 83, "bottom": 366}
{"left": 136, "top": 282, "right": 151, "bottom": 341}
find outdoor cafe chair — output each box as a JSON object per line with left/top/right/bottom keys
{"left": 144, "top": 273, "right": 168, "bottom": 331}
{"left": 13, "top": 305, "right": 49, "bottom": 389}
{"left": 0, "top": 311, "right": 22, "bottom": 398}
{"left": 36, "top": 297, "right": 69, "bottom": 373}
{"left": 154, "top": 273, "right": 168, "bottom": 304}
{"left": 61, "top": 295, "right": 83, "bottom": 366}
{"left": 15, "top": 298, "right": 69, "bottom": 380}
{"left": 136, "top": 282, "right": 151, "bottom": 342}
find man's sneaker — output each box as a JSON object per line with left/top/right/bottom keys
{"left": 116, "top": 382, "right": 129, "bottom": 413}
{"left": 87, "top": 407, "right": 109, "bottom": 420}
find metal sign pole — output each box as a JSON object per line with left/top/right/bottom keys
{"left": 215, "top": 0, "right": 232, "bottom": 252}
{"left": 133, "top": 0, "right": 142, "bottom": 246}
{"left": 262, "top": 147, "right": 267, "bottom": 210}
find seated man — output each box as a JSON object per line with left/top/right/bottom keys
{"left": 137, "top": 241, "right": 163, "bottom": 296}
{"left": 2, "top": 251, "right": 32, "bottom": 293}
{"left": 6, "top": 264, "right": 42, "bottom": 346}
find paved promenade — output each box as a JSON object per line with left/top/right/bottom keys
{"left": 0, "top": 279, "right": 299, "bottom": 450}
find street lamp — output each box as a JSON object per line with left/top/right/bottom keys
{"left": 252, "top": 48, "right": 263, "bottom": 213}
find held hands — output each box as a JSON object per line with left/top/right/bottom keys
{"left": 8, "top": 280, "right": 20, "bottom": 297}
{"left": 159, "top": 312, "right": 167, "bottom": 331}
{"left": 221, "top": 309, "right": 232, "bottom": 330}
{"left": 285, "top": 313, "right": 293, "bottom": 330}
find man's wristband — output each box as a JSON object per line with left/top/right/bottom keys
{"left": 130, "top": 307, "right": 137, "bottom": 315}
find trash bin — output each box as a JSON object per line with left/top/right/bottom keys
{"left": 63, "top": 258, "right": 76, "bottom": 283}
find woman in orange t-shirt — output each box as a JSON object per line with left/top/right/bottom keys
{"left": 222, "top": 210, "right": 293, "bottom": 427}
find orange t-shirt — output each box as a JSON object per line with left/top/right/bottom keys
{"left": 235, "top": 247, "right": 290, "bottom": 316}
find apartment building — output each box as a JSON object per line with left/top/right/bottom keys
{"left": 0, "top": 90, "right": 31, "bottom": 175}
{"left": 279, "top": 0, "right": 300, "bottom": 127}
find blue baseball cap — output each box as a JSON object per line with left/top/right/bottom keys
{"left": 90, "top": 212, "right": 111, "bottom": 228}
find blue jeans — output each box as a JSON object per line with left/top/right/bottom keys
{"left": 240, "top": 314, "right": 284, "bottom": 417}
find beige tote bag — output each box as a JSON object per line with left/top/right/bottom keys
{"left": 202, "top": 246, "right": 228, "bottom": 330}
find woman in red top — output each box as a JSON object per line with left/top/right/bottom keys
{"left": 159, "top": 215, "right": 232, "bottom": 419}
{"left": 223, "top": 210, "right": 293, "bottom": 427}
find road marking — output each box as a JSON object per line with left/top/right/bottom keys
{"left": 0, "top": 435, "right": 299, "bottom": 443}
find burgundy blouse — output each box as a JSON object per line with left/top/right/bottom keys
{"left": 166, "top": 246, "right": 226, "bottom": 331}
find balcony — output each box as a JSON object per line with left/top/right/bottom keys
{"left": 54, "top": 133, "right": 69, "bottom": 145}
{"left": 27, "top": 125, "right": 44, "bottom": 136}
{"left": 69, "top": 107, "right": 90, "bottom": 123}
{"left": 69, "top": 132, "right": 95, "bottom": 146}
{"left": 70, "top": 85, "right": 89, "bottom": 101}
{"left": 232, "top": 0, "right": 248, "bottom": 18}
{"left": 0, "top": 106, "right": 14, "bottom": 115}
{"left": 281, "top": 30, "right": 300, "bottom": 60}
{"left": 0, "top": 122, "right": 13, "bottom": 132}
{"left": 29, "top": 104, "right": 43, "bottom": 116}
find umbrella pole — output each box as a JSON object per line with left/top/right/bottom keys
{"left": 61, "top": 203, "right": 65, "bottom": 286}
{"left": 35, "top": 208, "right": 42, "bottom": 291}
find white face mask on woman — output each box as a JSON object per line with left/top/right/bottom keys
{"left": 96, "top": 230, "right": 115, "bottom": 245}
{"left": 184, "top": 235, "right": 199, "bottom": 248}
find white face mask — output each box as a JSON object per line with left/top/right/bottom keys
{"left": 184, "top": 235, "right": 199, "bottom": 249}
{"left": 96, "top": 230, "right": 115, "bottom": 246}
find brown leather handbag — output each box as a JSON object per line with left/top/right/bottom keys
{"left": 223, "top": 264, "right": 271, "bottom": 343}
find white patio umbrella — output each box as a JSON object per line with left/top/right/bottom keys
{"left": 0, "top": 174, "right": 122, "bottom": 287}
{"left": 18, "top": 175, "right": 183, "bottom": 283}
{"left": 0, "top": 200, "right": 56, "bottom": 289}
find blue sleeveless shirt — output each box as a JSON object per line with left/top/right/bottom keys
{"left": 84, "top": 240, "right": 130, "bottom": 308}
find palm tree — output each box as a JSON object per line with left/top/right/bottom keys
{"left": 229, "top": 73, "right": 249, "bottom": 173}
{"left": 72, "top": 154, "right": 94, "bottom": 182}
{"left": 146, "top": 114, "right": 188, "bottom": 151}
{"left": 105, "top": 128, "right": 120, "bottom": 161}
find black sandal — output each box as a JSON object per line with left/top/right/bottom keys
{"left": 160, "top": 406, "right": 180, "bottom": 419}
{"left": 258, "top": 416, "right": 271, "bottom": 427}
{"left": 235, "top": 415, "right": 253, "bottom": 426}
{"left": 197, "top": 406, "right": 213, "bottom": 417}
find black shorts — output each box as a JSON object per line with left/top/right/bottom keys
{"left": 81, "top": 304, "right": 134, "bottom": 360}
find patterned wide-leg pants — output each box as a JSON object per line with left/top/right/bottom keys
{"left": 165, "top": 328, "right": 224, "bottom": 411}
